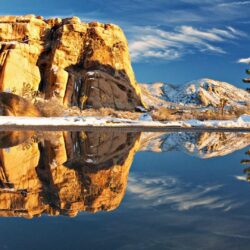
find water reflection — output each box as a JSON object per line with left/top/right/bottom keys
{"left": 0, "top": 131, "right": 140, "bottom": 218}
{"left": 241, "top": 148, "right": 250, "bottom": 182}
{"left": 141, "top": 131, "right": 250, "bottom": 158}
{"left": 0, "top": 130, "right": 249, "bottom": 218}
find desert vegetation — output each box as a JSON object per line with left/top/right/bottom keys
{"left": 150, "top": 105, "right": 250, "bottom": 121}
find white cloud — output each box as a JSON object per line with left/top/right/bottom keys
{"left": 238, "top": 57, "right": 250, "bottom": 64}
{"left": 227, "top": 26, "right": 247, "bottom": 37}
{"left": 128, "top": 25, "right": 245, "bottom": 62}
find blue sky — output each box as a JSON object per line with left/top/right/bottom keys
{"left": 1, "top": 0, "right": 250, "bottom": 87}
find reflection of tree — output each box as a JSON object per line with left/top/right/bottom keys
{"left": 241, "top": 148, "right": 250, "bottom": 181}
{"left": 0, "top": 131, "right": 141, "bottom": 218}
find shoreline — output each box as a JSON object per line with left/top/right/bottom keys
{"left": 0, "top": 116, "right": 249, "bottom": 132}
{"left": 0, "top": 125, "right": 250, "bottom": 132}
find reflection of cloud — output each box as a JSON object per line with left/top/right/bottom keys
{"left": 127, "top": 175, "right": 241, "bottom": 211}
{"left": 235, "top": 175, "right": 247, "bottom": 182}
{"left": 219, "top": 1, "right": 250, "bottom": 7}
{"left": 128, "top": 26, "right": 245, "bottom": 62}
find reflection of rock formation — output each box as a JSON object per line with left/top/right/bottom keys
{"left": 0, "top": 131, "right": 35, "bottom": 148}
{"left": 0, "top": 131, "right": 140, "bottom": 218}
{"left": 140, "top": 132, "right": 250, "bottom": 158}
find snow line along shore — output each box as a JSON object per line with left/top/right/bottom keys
{"left": 0, "top": 115, "right": 249, "bottom": 131}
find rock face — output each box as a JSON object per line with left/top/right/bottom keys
{"left": 0, "top": 92, "right": 42, "bottom": 116}
{"left": 0, "top": 131, "right": 141, "bottom": 218}
{"left": 0, "top": 15, "right": 143, "bottom": 110}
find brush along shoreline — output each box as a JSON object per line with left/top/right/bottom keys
{"left": 0, "top": 115, "right": 249, "bottom": 132}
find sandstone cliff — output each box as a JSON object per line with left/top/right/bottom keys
{"left": 0, "top": 15, "right": 143, "bottom": 111}
{"left": 0, "top": 131, "right": 141, "bottom": 218}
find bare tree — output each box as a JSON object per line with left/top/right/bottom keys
{"left": 219, "top": 98, "right": 228, "bottom": 116}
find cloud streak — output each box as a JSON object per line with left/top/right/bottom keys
{"left": 219, "top": 1, "right": 250, "bottom": 7}
{"left": 128, "top": 25, "right": 245, "bottom": 62}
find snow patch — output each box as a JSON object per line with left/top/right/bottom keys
{"left": 86, "top": 71, "right": 95, "bottom": 76}
{"left": 139, "top": 113, "right": 153, "bottom": 121}
{"left": 0, "top": 115, "right": 249, "bottom": 128}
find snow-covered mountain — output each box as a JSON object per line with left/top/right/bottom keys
{"left": 141, "top": 79, "right": 250, "bottom": 108}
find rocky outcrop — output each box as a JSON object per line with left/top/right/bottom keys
{"left": 0, "top": 92, "right": 42, "bottom": 116}
{"left": 0, "top": 131, "right": 141, "bottom": 218}
{"left": 0, "top": 15, "right": 143, "bottom": 111}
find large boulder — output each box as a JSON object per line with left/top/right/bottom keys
{"left": 0, "top": 15, "right": 143, "bottom": 110}
{"left": 0, "top": 92, "right": 42, "bottom": 116}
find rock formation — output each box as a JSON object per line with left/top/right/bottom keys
{"left": 0, "top": 15, "right": 143, "bottom": 111}
{"left": 0, "top": 92, "right": 42, "bottom": 116}
{"left": 0, "top": 130, "right": 141, "bottom": 218}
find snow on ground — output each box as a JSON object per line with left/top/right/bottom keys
{"left": 141, "top": 82, "right": 165, "bottom": 98}
{"left": 0, "top": 114, "right": 249, "bottom": 129}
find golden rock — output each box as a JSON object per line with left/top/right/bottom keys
{"left": 0, "top": 15, "right": 143, "bottom": 110}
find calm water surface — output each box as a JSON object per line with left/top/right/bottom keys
{"left": 0, "top": 131, "right": 249, "bottom": 250}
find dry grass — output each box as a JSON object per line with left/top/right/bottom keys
{"left": 35, "top": 98, "right": 141, "bottom": 120}
{"left": 151, "top": 108, "right": 178, "bottom": 121}
{"left": 151, "top": 106, "right": 250, "bottom": 121}
{"left": 34, "top": 97, "right": 250, "bottom": 122}
{"left": 80, "top": 108, "right": 141, "bottom": 120}
{"left": 34, "top": 98, "right": 69, "bottom": 117}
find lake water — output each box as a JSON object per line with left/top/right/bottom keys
{"left": 0, "top": 130, "right": 249, "bottom": 250}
